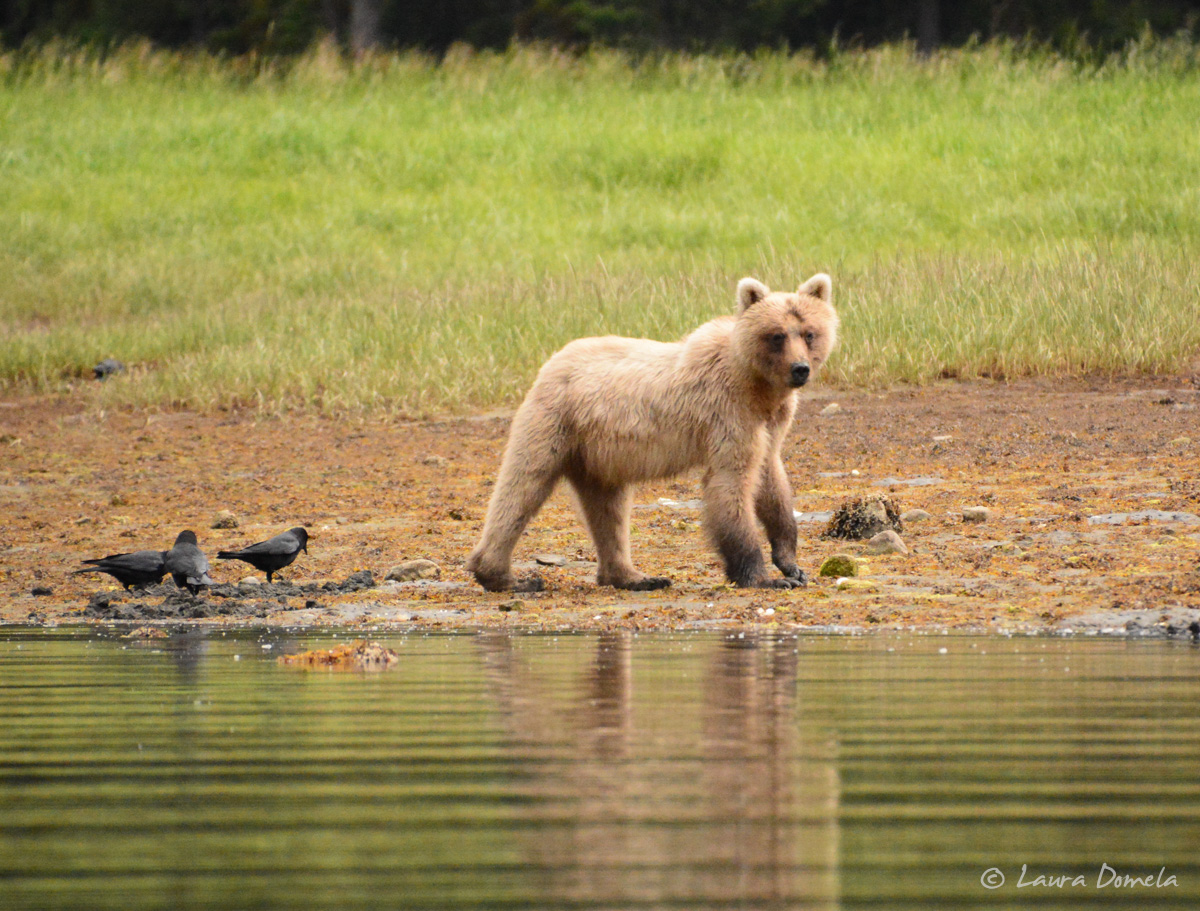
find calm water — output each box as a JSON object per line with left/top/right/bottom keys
{"left": 1, "top": 627, "right": 1198, "bottom": 910}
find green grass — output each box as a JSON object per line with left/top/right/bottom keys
{"left": 2, "top": 40, "right": 1199, "bottom": 413}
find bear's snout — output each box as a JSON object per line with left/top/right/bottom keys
{"left": 789, "top": 362, "right": 811, "bottom": 387}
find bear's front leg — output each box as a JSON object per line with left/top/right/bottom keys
{"left": 755, "top": 451, "right": 807, "bottom": 586}
{"left": 704, "top": 467, "right": 803, "bottom": 589}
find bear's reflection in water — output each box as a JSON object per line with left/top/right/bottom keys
{"left": 478, "top": 632, "right": 839, "bottom": 909}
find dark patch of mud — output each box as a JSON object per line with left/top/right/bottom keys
{"left": 82, "top": 571, "right": 376, "bottom": 621}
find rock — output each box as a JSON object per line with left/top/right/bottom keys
{"left": 1170, "top": 437, "right": 1191, "bottom": 447}
{"left": 385, "top": 559, "right": 440, "bottom": 582}
{"left": 498, "top": 599, "right": 524, "bottom": 612}
{"left": 211, "top": 510, "right": 239, "bottom": 529}
{"left": 963, "top": 506, "right": 992, "bottom": 523}
{"left": 994, "top": 542, "right": 1024, "bottom": 555}
{"left": 533, "top": 553, "right": 568, "bottom": 566}
{"left": 93, "top": 358, "right": 125, "bottom": 380}
{"left": 339, "top": 570, "right": 376, "bottom": 592}
{"left": 421, "top": 455, "right": 448, "bottom": 467}
{"left": 31, "top": 586, "right": 53, "bottom": 597}
{"left": 819, "top": 554, "right": 859, "bottom": 578}
{"left": 109, "top": 493, "right": 130, "bottom": 507}
{"left": 836, "top": 578, "right": 879, "bottom": 592}
{"left": 819, "top": 402, "right": 841, "bottom": 416}
{"left": 824, "top": 495, "right": 903, "bottom": 540}
{"left": 239, "top": 576, "right": 262, "bottom": 587}
{"left": 863, "top": 530, "right": 907, "bottom": 555}
{"left": 901, "top": 508, "right": 932, "bottom": 523}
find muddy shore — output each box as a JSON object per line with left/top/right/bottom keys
{"left": 2, "top": 378, "right": 1198, "bottom": 636}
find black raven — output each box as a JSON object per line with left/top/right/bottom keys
{"left": 74, "top": 550, "right": 166, "bottom": 590}
{"left": 217, "top": 527, "right": 308, "bottom": 583}
{"left": 164, "top": 530, "right": 213, "bottom": 593}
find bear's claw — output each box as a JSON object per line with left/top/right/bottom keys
{"left": 760, "top": 577, "right": 805, "bottom": 590}
{"left": 616, "top": 576, "right": 671, "bottom": 591}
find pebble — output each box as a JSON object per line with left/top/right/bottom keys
{"left": 211, "top": 510, "right": 239, "bottom": 529}
{"left": 819, "top": 402, "right": 841, "bottom": 416}
{"left": 1170, "top": 437, "right": 1191, "bottom": 447}
{"left": 819, "top": 554, "right": 859, "bottom": 578}
{"left": 533, "top": 553, "right": 568, "bottom": 567}
{"left": 385, "top": 559, "right": 441, "bottom": 582}
{"left": 863, "top": 530, "right": 908, "bottom": 555}
{"left": 31, "top": 586, "right": 53, "bottom": 597}
{"left": 963, "top": 506, "right": 992, "bottom": 523}
{"left": 421, "top": 455, "right": 448, "bottom": 467}
{"left": 239, "top": 576, "right": 262, "bottom": 587}
{"left": 901, "top": 509, "right": 932, "bottom": 523}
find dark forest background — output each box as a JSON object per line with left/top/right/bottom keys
{"left": 4, "top": 1, "right": 1199, "bottom": 57}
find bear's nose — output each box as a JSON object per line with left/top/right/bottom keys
{"left": 790, "top": 362, "right": 810, "bottom": 387}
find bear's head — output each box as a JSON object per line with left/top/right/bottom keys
{"left": 732, "top": 274, "right": 838, "bottom": 392}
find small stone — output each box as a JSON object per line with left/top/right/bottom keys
{"left": 533, "top": 553, "right": 568, "bottom": 567}
{"left": 1170, "top": 437, "right": 1191, "bottom": 447}
{"left": 863, "top": 530, "right": 907, "bottom": 555}
{"left": 994, "top": 542, "right": 1024, "bottom": 555}
{"left": 819, "top": 402, "right": 841, "bottom": 416}
{"left": 963, "top": 506, "right": 992, "bottom": 523}
{"left": 836, "top": 578, "right": 879, "bottom": 592}
{"left": 239, "top": 576, "right": 262, "bottom": 587}
{"left": 109, "top": 493, "right": 130, "bottom": 507}
{"left": 421, "top": 455, "right": 448, "bottom": 467}
{"left": 211, "top": 510, "right": 239, "bottom": 529}
{"left": 819, "top": 554, "right": 859, "bottom": 578}
{"left": 901, "top": 508, "right": 932, "bottom": 523}
{"left": 31, "top": 586, "right": 53, "bottom": 597}
{"left": 385, "top": 559, "right": 441, "bottom": 582}
{"left": 498, "top": 599, "right": 523, "bottom": 612}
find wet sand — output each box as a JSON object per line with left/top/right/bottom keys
{"left": 2, "top": 377, "right": 1198, "bottom": 635}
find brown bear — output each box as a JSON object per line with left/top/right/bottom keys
{"left": 466, "top": 274, "right": 838, "bottom": 592}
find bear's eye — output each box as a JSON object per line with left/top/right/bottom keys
{"left": 803, "top": 330, "right": 816, "bottom": 346}
{"left": 768, "top": 332, "right": 787, "bottom": 351}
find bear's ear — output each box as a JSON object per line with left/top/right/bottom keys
{"left": 737, "top": 278, "right": 770, "bottom": 312}
{"left": 798, "top": 273, "right": 832, "bottom": 303}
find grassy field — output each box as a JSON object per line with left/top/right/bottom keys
{"left": 2, "top": 40, "right": 1199, "bottom": 413}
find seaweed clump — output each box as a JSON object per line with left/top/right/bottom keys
{"left": 824, "top": 495, "right": 903, "bottom": 540}
{"left": 278, "top": 640, "right": 399, "bottom": 671}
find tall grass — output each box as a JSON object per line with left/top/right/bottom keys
{"left": 2, "top": 40, "right": 1198, "bottom": 413}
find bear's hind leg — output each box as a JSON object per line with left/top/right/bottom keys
{"left": 467, "top": 416, "right": 565, "bottom": 592}
{"left": 571, "top": 477, "right": 670, "bottom": 591}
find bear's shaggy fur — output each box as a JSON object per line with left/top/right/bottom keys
{"left": 467, "top": 274, "right": 838, "bottom": 592}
